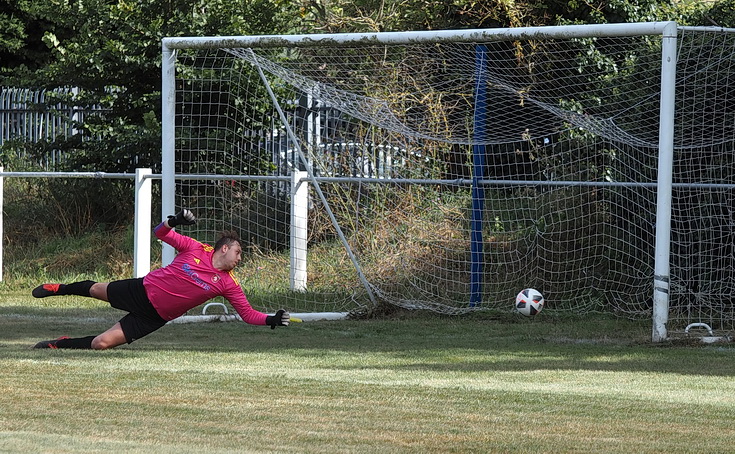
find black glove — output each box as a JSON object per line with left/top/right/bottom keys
{"left": 167, "top": 209, "right": 196, "bottom": 227}
{"left": 266, "top": 309, "right": 290, "bottom": 329}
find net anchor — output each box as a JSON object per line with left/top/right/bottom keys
{"left": 684, "top": 323, "right": 730, "bottom": 344}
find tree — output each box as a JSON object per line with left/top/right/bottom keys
{"left": 0, "top": 0, "right": 302, "bottom": 233}
{"left": 0, "top": 0, "right": 723, "bottom": 236}
{"left": 695, "top": 0, "right": 735, "bottom": 27}
{"left": 2, "top": 0, "right": 302, "bottom": 169}
{"left": 299, "top": 0, "right": 715, "bottom": 33}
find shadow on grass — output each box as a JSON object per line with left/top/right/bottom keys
{"left": 3, "top": 305, "right": 735, "bottom": 377}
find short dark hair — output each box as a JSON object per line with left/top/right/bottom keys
{"left": 214, "top": 230, "right": 241, "bottom": 251}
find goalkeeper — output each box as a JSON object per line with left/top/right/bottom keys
{"left": 31, "top": 209, "right": 291, "bottom": 350}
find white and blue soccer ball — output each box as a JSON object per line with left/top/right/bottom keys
{"left": 515, "top": 288, "right": 544, "bottom": 316}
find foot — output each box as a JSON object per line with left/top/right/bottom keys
{"left": 32, "top": 284, "right": 63, "bottom": 298}
{"left": 33, "top": 336, "right": 70, "bottom": 349}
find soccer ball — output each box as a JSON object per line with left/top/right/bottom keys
{"left": 515, "top": 288, "right": 544, "bottom": 316}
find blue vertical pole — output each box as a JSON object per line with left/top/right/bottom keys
{"left": 470, "top": 45, "right": 488, "bottom": 307}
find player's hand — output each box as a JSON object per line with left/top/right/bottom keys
{"left": 167, "top": 209, "right": 196, "bottom": 227}
{"left": 266, "top": 309, "right": 290, "bottom": 329}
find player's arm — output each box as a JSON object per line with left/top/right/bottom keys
{"left": 226, "top": 287, "right": 290, "bottom": 328}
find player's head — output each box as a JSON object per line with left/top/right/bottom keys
{"left": 214, "top": 230, "right": 241, "bottom": 252}
{"left": 214, "top": 231, "right": 242, "bottom": 271}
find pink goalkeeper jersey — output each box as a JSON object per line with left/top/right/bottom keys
{"left": 143, "top": 223, "right": 269, "bottom": 325}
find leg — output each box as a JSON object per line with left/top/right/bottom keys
{"left": 35, "top": 322, "right": 129, "bottom": 350}
{"left": 32, "top": 280, "right": 105, "bottom": 299}
{"left": 90, "top": 322, "right": 127, "bottom": 350}
{"left": 89, "top": 282, "right": 110, "bottom": 302}
{"left": 33, "top": 279, "right": 162, "bottom": 349}
{"left": 32, "top": 281, "right": 117, "bottom": 349}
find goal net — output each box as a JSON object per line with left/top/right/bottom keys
{"left": 162, "top": 23, "right": 735, "bottom": 337}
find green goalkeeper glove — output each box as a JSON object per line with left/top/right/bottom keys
{"left": 266, "top": 309, "right": 290, "bottom": 329}
{"left": 167, "top": 209, "right": 196, "bottom": 227}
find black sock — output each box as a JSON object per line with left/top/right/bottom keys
{"left": 64, "top": 280, "right": 95, "bottom": 297}
{"left": 55, "top": 336, "right": 95, "bottom": 349}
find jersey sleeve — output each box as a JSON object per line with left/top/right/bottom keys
{"left": 223, "top": 277, "right": 269, "bottom": 325}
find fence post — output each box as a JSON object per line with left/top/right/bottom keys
{"left": 134, "top": 168, "right": 152, "bottom": 278}
{"left": 0, "top": 166, "right": 3, "bottom": 282}
{"left": 290, "top": 169, "right": 308, "bottom": 291}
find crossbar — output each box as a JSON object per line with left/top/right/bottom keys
{"left": 163, "top": 22, "right": 676, "bottom": 50}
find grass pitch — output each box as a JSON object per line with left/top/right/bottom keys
{"left": 2, "top": 296, "right": 735, "bottom": 453}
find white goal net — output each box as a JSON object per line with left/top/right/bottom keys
{"left": 162, "top": 23, "right": 735, "bottom": 338}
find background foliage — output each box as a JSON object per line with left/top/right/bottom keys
{"left": 0, "top": 0, "right": 728, "bottom": 239}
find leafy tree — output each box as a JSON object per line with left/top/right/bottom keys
{"left": 3, "top": 0, "right": 302, "bottom": 169}
{"left": 0, "top": 0, "right": 725, "bottom": 237}
{"left": 299, "top": 0, "right": 716, "bottom": 32}
{"left": 694, "top": 0, "right": 735, "bottom": 27}
{"left": 0, "top": 0, "right": 302, "bottom": 233}
{"left": 0, "top": 0, "right": 61, "bottom": 80}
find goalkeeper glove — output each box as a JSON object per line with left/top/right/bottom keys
{"left": 167, "top": 209, "right": 196, "bottom": 227}
{"left": 266, "top": 309, "right": 290, "bottom": 329}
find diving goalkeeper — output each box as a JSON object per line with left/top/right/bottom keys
{"left": 31, "top": 209, "right": 290, "bottom": 350}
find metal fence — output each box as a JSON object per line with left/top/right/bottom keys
{"left": 0, "top": 87, "right": 82, "bottom": 144}
{"left": 0, "top": 87, "right": 109, "bottom": 167}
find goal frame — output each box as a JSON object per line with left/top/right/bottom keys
{"left": 161, "top": 21, "right": 678, "bottom": 341}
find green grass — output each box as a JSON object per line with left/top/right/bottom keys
{"left": 2, "top": 296, "right": 735, "bottom": 453}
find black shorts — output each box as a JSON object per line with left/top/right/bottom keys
{"left": 107, "top": 278, "right": 167, "bottom": 344}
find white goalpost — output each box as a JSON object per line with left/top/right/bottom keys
{"left": 160, "top": 22, "right": 735, "bottom": 341}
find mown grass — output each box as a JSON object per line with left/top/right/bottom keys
{"left": 2, "top": 295, "right": 735, "bottom": 453}
{"left": 2, "top": 228, "right": 735, "bottom": 452}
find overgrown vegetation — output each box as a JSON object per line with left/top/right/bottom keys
{"left": 0, "top": 224, "right": 143, "bottom": 291}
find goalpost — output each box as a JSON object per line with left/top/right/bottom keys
{"left": 161, "top": 22, "right": 735, "bottom": 341}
